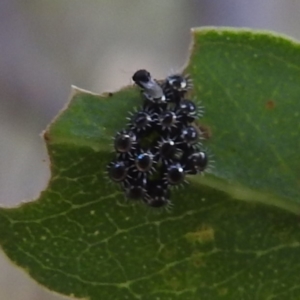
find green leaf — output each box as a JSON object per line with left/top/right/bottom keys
{"left": 1, "top": 27, "right": 300, "bottom": 300}
{"left": 187, "top": 28, "right": 300, "bottom": 212}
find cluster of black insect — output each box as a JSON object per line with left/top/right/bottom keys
{"left": 107, "top": 69, "right": 209, "bottom": 208}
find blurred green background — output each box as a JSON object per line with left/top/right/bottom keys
{"left": 0, "top": 1, "right": 300, "bottom": 299}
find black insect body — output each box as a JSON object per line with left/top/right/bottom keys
{"left": 107, "top": 69, "right": 209, "bottom": 208}
{"left": 184, "top": 151, "right": 208, "bottom": 175}
{"left": 107, "top": 160, "right": 129, "bottom": 183}
{"left": 132, "top": 69, "right": 166, "bottom": 106}
{"left": 132, "top": 69, "right": 151, "bottom": 88}
{"left": 163, "top": 74, "right": 193, "bottom": 103}
{"left": 134, "top": 151, "right": 155, "bottom": 175}
{"left": 166, "top": 74, "right": 192, "bottom": 92}
{"left": 143, "top": 180, "right": 171, "bottom": 208}
{"left": 123, "top": 176, "right": 147, "bottom": 200}
{"left": 177, "top": 99, "right": 198, "bottom": 123}
{"left": 158, "top": 110, "right": 178, "bottom": 132}
{"left": 114, "top": 130, "right": 137, "bottom": 156}
{"left": 129, "top": 110, "right": 154, "bottom": 134}
{"left": 157, "top": 138, "right": 177, "bottom": 163}
{"left": 180, "top": 126, "right": 199, "bottom": 145}
{"left": 165, "top": 163, "right": 186, "bottom": 186}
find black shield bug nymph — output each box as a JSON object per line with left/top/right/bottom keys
{"left": 143, "top": 180, "right": 171, "bottom": 208}
{"left": 163, "top": 73, "right": 193, "bottom": 103}
{"left": 165, "top": 163, "right": 186, "bottom": 186}
{"left": 158, "top": 110, "right": 179, "bottom": 132}
{"left": 114, "top": 130, "right": 137, "bottom": 156}
{"left": 180, "top": 126, "right": 199, "bottom": 144}
{"left": 165, "top": 74, "right": 193, "bottom": 92}
{"left": 123, "top": 176, "right": 147, "bottom": 200}
{"left": 184, "top": 151, "right": 208, "bottom": 175}
{"left": 107, "top": 160, "right": 129, "bottom": 183}
{"left": 134, "top": 151, "right": 155, "bottom": 175}
{"left": 129, "top": 110, "right": 153, "bottom": 134}
{"left": 177, "top": 99, "right": 199, "bottom": 123}
{"left": 157, "top": 138, "right": 177, "bottom": 163}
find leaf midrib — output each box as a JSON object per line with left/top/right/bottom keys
{"left": 193, "top": 174, "right": 300, "bottom": 215}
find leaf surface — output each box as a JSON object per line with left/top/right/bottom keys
{"left": 0, "top": 28, "right": 300, "bottom": 300}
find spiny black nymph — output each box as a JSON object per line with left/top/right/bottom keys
{"left": 107, "top": 69, "right": 209, "bottom": 209}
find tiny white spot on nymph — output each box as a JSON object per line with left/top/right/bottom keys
{"left": 90, "top": 210, "right": 95, "bottom": 215}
